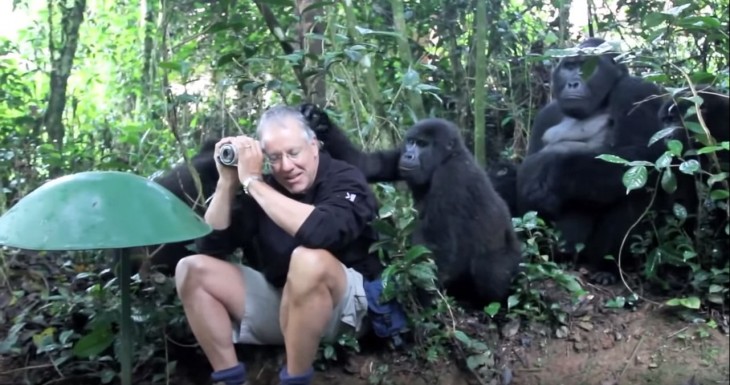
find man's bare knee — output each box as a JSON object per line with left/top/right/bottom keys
{"left": 175, "top": 254, "right": 232, "bottom": 295}
{"left": 286, "top": 247, "right": 345, "bottom": 305}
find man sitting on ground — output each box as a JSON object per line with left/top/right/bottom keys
{"left": 174, "top": 105, "right": 384, "bottom": 385}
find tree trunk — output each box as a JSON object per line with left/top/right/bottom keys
{"left": 44, "top": 0, "right": 87, "bottom": 176}
{"left": 296, "top": 0, "right": 326, "bottom": 106}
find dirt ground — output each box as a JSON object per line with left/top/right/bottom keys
{"left": 163, "top": 275, "right": 730, "bottom": 385}
{"left": 227, "top": 296, "right": 729, "bottom": 385}
{"left": 0, "top": 262, "right": 728, "bottom": 385}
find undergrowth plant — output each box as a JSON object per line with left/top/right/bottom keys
{"left": 598, "top": 85, "right": 729, "bottom": 309}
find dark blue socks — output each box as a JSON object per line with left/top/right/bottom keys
{"left": 211, "top": 362, "right": 246, "bottom": 385}
{"left": 279, "top": 366, "right": 314, "bottom": 385}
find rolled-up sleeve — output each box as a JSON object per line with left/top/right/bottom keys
{"left": 295, "top": 167, "right": 377, "bottom": 250}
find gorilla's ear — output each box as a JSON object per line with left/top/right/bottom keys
{"left": 446, "top": 139, "right": 456, "bottom": 152}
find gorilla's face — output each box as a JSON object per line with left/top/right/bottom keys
{"left": 398, "top": 120, "right": 459, "bottom": 187}
{"left": 398, "top": 136, "right": 434, "bottom": 186}
{"left": 552, "top": 49, "right": 624, "bottom": 120}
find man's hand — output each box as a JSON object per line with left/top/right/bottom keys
{"left": 233, "top": 136, "right": 264, "bottom": 183}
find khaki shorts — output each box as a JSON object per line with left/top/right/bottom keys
{"left": 231, "top": 263, "right": 369, "bottom": 345}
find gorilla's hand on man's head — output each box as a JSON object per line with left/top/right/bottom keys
{"left": 299, "top": 103, "right": 333, "bottom": 138}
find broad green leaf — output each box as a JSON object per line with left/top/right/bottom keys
{"left": 623, "top": 166, "right": 648, "bottom": 191}
{"left": 655, "top": 152, "right": 674, "bottom": 169}
{"left": 665, "top": 296, "right": 701, "bottom": 309}
{"left": 710, "top": 189, "right": 729, "bottom": 200}
{"left": 627, "top": 160, "right": 654, "bottom": 167}
{"left": 73, "top": 326, "right": 114, "bottom": 358}
{"left": 667, "top": 140, "right": 684, "bottom": 156}
{"left": 661, "top": 169, "right": 677, "bottom": 194}
{"left": 649, "top": 127, "right": 679, "bottom": 146}
{"left": 559, "top": 275, "right": 584, "bottom": 293}
{"left": 708, "top": 172, "right": 729, "bottom": 186}
{"left": 484, "top": 302, "right": 501, "bottom": 317}
{"left": 596, "top": 154, "right": 628, "bottom": 164}
{"left": 673, "top": 203, "right": 688, "bottom": 221}
{"left": 405, "top": 244, "right": 432, "bottom": 262}
{"left": 709, "top": 284, "right": 725, "bottom": 294}
{"left": 697, "top": 145, "right": 723, "bottom": 154}
{"left": 453, "top": 330, "right": 471, "bottom": 345}
{"left": 679, "top": 159, "right": 700, "bottom": 174}
{"left": 580, "top": 57, "right": 599, "bottom": 79}
{"left": 605, "top": 296, "right": 626, "bottom": 308}
{"left": 685, "top": 121, "right": 706, "bottom": 137}
{"left": 324, "top": 345, "right": 335, "bottom": 359}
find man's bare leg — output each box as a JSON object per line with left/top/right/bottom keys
{"left": 279, "top": 247, "right": 347, "bottom": 381}
{"left": 176, "top": 254, "right": 247, "bottom": 383}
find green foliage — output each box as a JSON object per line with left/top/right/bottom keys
{"left": 597, "top": 81, "right": 730, "bottom": 308}
{"left": 508, "top": 212, "right": 588, "bottom": 324}
{"left": 0, "top": 252, "right": 190, "bottom": 384}
{"left": 0, "top": 0, "right": 728, "bottom": 383}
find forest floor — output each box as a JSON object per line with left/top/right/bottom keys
{"left": 201, "top": 270, "right": 729, "bottom": 385}
{"left": 0, "top": 258, "right": 728, "bottom": 385}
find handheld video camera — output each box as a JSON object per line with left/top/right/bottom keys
{"left": 217, "top": 143, "right": 238, "bottom": 167}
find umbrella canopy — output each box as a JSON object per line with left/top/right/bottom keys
{"left": 0, "top": 170, "right": 212, "bottom": 250}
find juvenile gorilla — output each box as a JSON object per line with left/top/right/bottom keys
{"left": 122, "top": 139, "right": 257, "bottom": 276}
{"left": 301, "top": 104, "right": 522, "bottom": 306}
{"left": 516, "top": 37, "right": 666, "bottom": 284}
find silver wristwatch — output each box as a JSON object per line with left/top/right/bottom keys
{"left": 242, "top": 175, "right": 261, "bottom": 195}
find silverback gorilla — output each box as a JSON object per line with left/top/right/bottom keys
{"left": 300, "top": 104, "right": 523, "bottom": 307}
{"left": 515, "top": 37, "right": 666, "bottom": 284}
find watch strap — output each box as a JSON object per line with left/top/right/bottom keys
{"left": 242, "top": 175, "right": 261, "bottom": 195}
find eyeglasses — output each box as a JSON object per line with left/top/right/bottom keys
{"left": 265, "top": 147, "right": 304, "bottom": 165}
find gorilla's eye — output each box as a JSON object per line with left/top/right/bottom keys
{"left": 562, "top": 60, "right": 581, "bottom": 71}
{"left": 406, "top": 138, "right": 429, "bottom": 148}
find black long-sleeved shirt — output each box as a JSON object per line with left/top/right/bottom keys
{"left": 195, "top": 152, "right": 384, "bottom": 288}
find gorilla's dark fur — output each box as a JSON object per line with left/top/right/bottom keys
{"left": 513, "top": 37, "right": 667, "bottom": 284}
{"left": 117, "top": 139, "right": 220, "bottom": 275}
{"left": 301, "top": 104, "right": 522, "bottom": 307}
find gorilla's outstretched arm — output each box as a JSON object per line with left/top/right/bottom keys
{"left": 300, "top": 104, "right": 402, "bottom": 183}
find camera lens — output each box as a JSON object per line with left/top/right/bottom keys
{"left": 218, "top": 143, "right": 238, "bottom": 166}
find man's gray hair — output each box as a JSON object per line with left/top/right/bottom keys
{"left": 256, "top": 105, "right": 317, "bottom": 141}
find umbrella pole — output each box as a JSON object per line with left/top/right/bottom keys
{"left": 115, "top": 248, "right": 133, "bottom": 385}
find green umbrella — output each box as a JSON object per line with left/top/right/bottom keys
{"left": 0, "top": 170, "right": 212, "bottom": 385}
